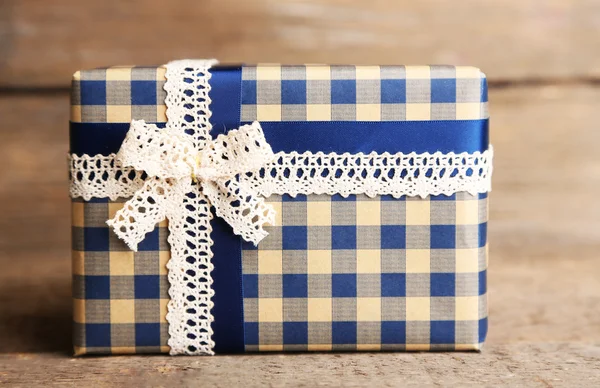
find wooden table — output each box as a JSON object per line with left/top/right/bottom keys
{"left": 1, "top": 1, "right": 599, "bottom": 386}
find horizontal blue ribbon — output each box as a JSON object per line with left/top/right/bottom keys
{"left": 70, "top": 119, "right": 488, "bottom": 156}
{"left": 232, "top": 120, "right": 487, "bottom": 154}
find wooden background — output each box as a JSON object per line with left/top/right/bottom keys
{"left": 1, "top": 1, "right": 599, "bottom": 386}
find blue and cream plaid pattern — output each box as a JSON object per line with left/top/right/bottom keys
{"left": 241, "top": 65, "right": 488, "bottom": 122}
{"left": 71, "top": 198, "right": 170, "bottom": 355}
{"left": 71, "top": 65, "right": 489, "bottom": 354}
{"left": 72, "top": 65, "right": 488, "bottom": 123}
{"left": 242, "top": 194, "right": 487, "bottom": 351}
{"left": 71, "top": 66, "right": 168, "bottom": 123}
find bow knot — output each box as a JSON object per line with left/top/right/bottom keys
{"left": 107, "top": 120, "right": 277, "bottom": 251}
{"left": 190, "top": 152, "right": 221, "bottom": 182}
{"left": 192, "top": 166, "right": 220, "bottom": 182}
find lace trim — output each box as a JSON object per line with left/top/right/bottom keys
{"left": 164, "top": 59, "right": 218, "bottom": 151}
{"left": 163, "top": 60, "right": 217, "bottom": 355}
{"left": 244, "top": 149, "right": 493, "bottom": 198}
{"left": 69, "top": 153, "right": 143, "bottom": 201}
{"left": 70, "top": 148, "right": 493, "bottom": 201}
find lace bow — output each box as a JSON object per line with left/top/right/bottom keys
{"left": 106, "top": 119, "right": 277, "bottom": 251}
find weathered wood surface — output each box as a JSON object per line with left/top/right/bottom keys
{"left": 1, "top": 86, "right": 599, "bottom": 385}
{"left": 1, "top": 0, "right": 599, "bottom": 87}
{"left": 1, "top": 344, "right": 599, "bottom": 387}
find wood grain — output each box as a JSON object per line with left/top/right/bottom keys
{"left": 0, "top": 94, "right": 69, "bottom": 255}
{"left": 1, "top": 0, "right": 599, "bottom": 88}
{"left": 1, "top": 86, "right": 599, "bottom": 385}
{"left": 2, "top": 344, "right": 600, "bottom": 387}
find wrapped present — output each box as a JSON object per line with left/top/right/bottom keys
{"left": 69, "top": 60, "right": 492, "bottom": 355}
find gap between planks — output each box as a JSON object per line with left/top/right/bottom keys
{"left": 0, "top": 76, "right": 599, "bottom": 96}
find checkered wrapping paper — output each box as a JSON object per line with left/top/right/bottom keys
{"left": 71, "top": 66, "right": 168, "bottom": 124}
{"left": 71, "top": 65, "right": 488, "bottom": 123}
{"left": 72, "top": 197, "right": 171, "bottom": 355}
{"left": 240, "top": 65, "right": 488, "bottom": 122}
{"left": 242, "top": 193, "right": 488, "bottom": 352}
{"left": 71, "top": 64, "right": 489, "bottom": 354}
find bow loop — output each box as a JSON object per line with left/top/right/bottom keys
{"left": 200, "top": 121, "right": 275, "bottom": 177}
{"left": 203, "top": 178, "right": 276, "bottom": 244}
{"left": 108, "top": 120, "right": 276, "bottom": 250}
{"left": 117, "top": 120, "right": 197, "bottom": 180}
{"left": 106, "top": 177, "right": 189, "bottom": 251}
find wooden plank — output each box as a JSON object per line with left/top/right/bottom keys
{"left": 0, "top": 94, "right": 69, "bottom": 254}
{"left": 1, "top": 344, "right": 600, "bottom": 386}
{"left": 1, "top": 0, "right": 599, "bottom": 87}
{"left": 490, "top": 85, "right": 600, "bottom": 258}
{"left": 1, "top": 87, "right": 599, "bottom": 384}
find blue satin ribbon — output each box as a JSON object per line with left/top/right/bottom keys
{"left": 220, "top": 120, "right": 488, "bottom": 154}
{"left": 207, "top": 66, "right": 246, "bottom": 354}
{"left": 69, "top": 119, "right": 488, "bottom": 156}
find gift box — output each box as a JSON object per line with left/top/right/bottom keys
{"left": 69, "top": 61, "right": 491, "bottom": 355}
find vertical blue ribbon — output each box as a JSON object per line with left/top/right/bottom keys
{"left": 207, "top": 66, "right": 246, "bottom": 354}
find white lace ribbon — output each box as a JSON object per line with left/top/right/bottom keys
{"left": 70, "top": 148, "right": 493, "bottom": 202}
{"left": 68, "top": 59, "right": 493, "bottom": 356}
{"left": 106, "top": 120, "right": 276, "bottom": 251}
